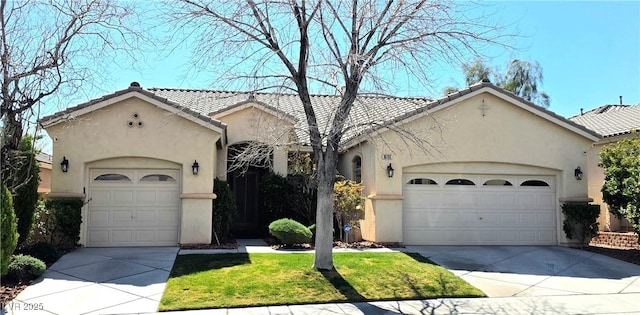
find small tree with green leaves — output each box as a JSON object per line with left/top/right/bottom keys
{"left": 333, "top": 180, "right": 365, "bottom": 242}
{"left": 600, "top": 134, "right": 640, "bottom": 237}
{"left": 1, "top": 183, "right": 19, "bottom": 275}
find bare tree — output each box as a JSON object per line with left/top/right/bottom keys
{"left": 0, "top": 0, "right": 141, "bottom": 189}
{"left": 172, "top": 0, "right": 510, "bottom": 270}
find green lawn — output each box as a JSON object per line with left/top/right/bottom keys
{"left": 159, "top": 252, "right": 484, "bottom": 311}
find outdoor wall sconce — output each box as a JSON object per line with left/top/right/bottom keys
{"left": 192, "top": 160, "right": 200, "bottom": 175}
{"left": 60, "top": 156, "right": 69, "bottom": 173}
{"left": 387, "top": 163, "right": 394, "bottom": 178}
{"left": 574, "top": 166, "right": 583, "bottom": 180}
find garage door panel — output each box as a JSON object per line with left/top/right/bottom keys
{"left": 478, "top": 212, "right": 498, "bottom": 225}
{"left": 88, "top": 210, "right": 111, "bottom": 226}
{"left": 111, "top": 230, "right": 134, "bottom": 243}
{"left": 500, "top": 213, "right": 518, "bottom": 225}
{"left": 135, "top": 230, "right": 155, "bottom": 242}
{"left": 519, "top": 230, "right": 536, "bottom": 242}
{"left": 157, "top": 191, "right": 180, "bottom": 203}
{"left": 112, "top": 210, "right": 135, "bottom": 225}
{"left": 536, "top": 194, "right": 555, "bottom": 208}
{"left": 135, "top": 209, "right": 157, "bottom": 224}
{"left": 477, "top": 194, "right": 498, "bottom": 207}
{"left": 112, "top": 190, "right": 135, "bottom": 203}
{"left": 88, "top": 168, "right": 179, "bottom": 247}
{"left": 90, "top": 190, "right": 111, "bottom": 203}
{"left": 500, "top": 230, "right": 518, "bottom": 242}
{"left": 156, "top": 229, "right": 179, "bottom": 242}
{"left": 538, "top": 212, "right": 555, "bottom": 225}
{"left": 538, "top": 230, "right": 555, "bottom": 242}
{"left": 137, "top": 190, "right": 157, "bottom": 203}
{"left": 403, "top": 173, "right": 556, "bottom": 245}
{"left": 87, "top": 230, "right": 109, "bottom": 244}
{"left": 498, "top": 195, "right": 517, "bottom": 207}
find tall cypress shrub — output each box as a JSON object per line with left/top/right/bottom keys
{"left": 212, "top": 179, "right": 237, "bottom": 242}
{"left": 14, "top": 136, "right": 40, "bottom": 246}
{"left": 1, "top": 183, "right": 19, "bottom": 275}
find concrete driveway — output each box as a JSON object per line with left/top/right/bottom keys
{"left": 405, "top": 245, "right": 640, "bottom": 298}
{"left": 3, "top": 247, "right": 178, "bottom": 315}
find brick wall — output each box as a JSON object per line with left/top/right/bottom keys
{"left": 589, "top": 232, "right": 640, "bottom": 249}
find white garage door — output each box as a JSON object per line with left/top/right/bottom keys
{"left": 87, "top": 169, "right": 180, "bottom": 246}
{"left": 403, "top": 174, "right": 556, "bottom": 245}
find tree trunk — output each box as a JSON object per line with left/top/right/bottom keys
{"left": 313, "top": 152, "right": 339, "bottom": 270}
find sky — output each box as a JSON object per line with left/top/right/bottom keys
{"left": 33, "top": 1, "right": 640, "bottom": 152}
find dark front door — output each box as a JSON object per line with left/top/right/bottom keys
{"left": 230, "top": 168, "right": 263, "bottom": 237}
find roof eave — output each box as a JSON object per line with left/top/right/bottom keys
{"left": 341, "top": 83, "right": 601, "bottom": 150}
{"left": 39, "top": 88, "right": 228, "bottom": 136}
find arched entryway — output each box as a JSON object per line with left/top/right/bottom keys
{"left": 227, "top": 142, "right": 273, "bottom": 237}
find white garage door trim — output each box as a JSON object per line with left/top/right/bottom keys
{"left": 87, "top": 169, "right": 180, "bottom": 247}
{"left": 403, "top": 174, "right": 557, "bottom": 245}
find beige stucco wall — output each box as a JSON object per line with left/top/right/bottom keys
{"left": 349, "top": 90, "right": 596, "bottom": 245}
{"left": 214, "top": 105, "right": 293, "bottom": 178}
{"left": 587, "top": 135, "right": 633, "bottom": 231}
{"left": 44, "top": 94, "right": 221, "bottom": 245}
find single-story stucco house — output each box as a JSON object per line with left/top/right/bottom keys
{"left": 570, "top": 104, "right": 640, "bottom": 232}
{"left": 39, "top": 80, "right": 600, "bottom": 247}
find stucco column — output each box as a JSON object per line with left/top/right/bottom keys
{"left": 180, "top": 194, "right": 216, "bottom": 244}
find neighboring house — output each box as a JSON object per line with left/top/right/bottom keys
{"left": 38, "top": 80, "right": 599, "bottom": 247}
{"left": 570, "top": 104, "right": 640, "bottom": 232}
{"left": 36, "top": 152, "right": 53, "bottom": 193}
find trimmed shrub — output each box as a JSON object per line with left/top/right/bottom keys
{"left": 19, "top": 242, "right": 60, "bottom": 266}
{"left": 269, "top": 218, "right": 312, "bottom": 245}
{"left": 308, "top": 224, "right": 316, "bottom": 243}
{"left": 213, "top": 179, "right": 237, "bottom": 243}
{"left": 7, "top": 254, "right": 46, "bottom": 282}
{"left": 44, "top": 198, "right": 84, "bottom": 248}
{"left": 562, "top": 203, "right": 600, "bottom": 248}
{"left": 1, "top": 183, "right": 19, "bottom": 276}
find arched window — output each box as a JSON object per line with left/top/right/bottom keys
{"left": 94, "top": 174, "right": 131, "bottom": 182}
{"left": 407, "top": 178, "right": 437, "bottom": 185}
{"left": 352, "top": 156, "right": 362, "bottom": 183}
{"left": 140, "top": 174, "right": 176, "bottom": 182}
{"left": 521, "top": 180, "right": 550, "bottom": 187}
{"left": 445, "top": 178, "right": 475, "bottom": 186}
{"left": 483, "top": 179, "right": 513, "bottom": 186}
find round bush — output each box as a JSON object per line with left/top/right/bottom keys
{"left": 269, "top": 218, "right": 312, "bottom": 245}
{"left": 7, "top": 254, "right": 46, "bottom": 282}
{"left": 20, "top": 242, "right": 60, "bottom": 266}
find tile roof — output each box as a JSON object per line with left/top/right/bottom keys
{"left": 147, "top": 88, "right": 433, "bottom": 145}
{"left": 40, "top": 80, "right": 600, "bottom": 150}
{"left": 569, "top": 105, "right": 640, "bottom": 138}
{"left": 35, "top": 152, "right": 53, "bottom": 164}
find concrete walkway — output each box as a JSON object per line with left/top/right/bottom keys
{"left": 3, "top": 241, "right": 640, "bottom": 314}
{"left": 2, "top": 247, "right": 178, "bottom": 315}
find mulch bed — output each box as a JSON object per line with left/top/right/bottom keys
{"left": 180, "top": 241, "right": 238, "bottom": 250}
{"left": 0, "top": 281, "right": 28, "bottom": 305}
{"left": 265, "top": 237, "right": 404, "bottom": 250}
